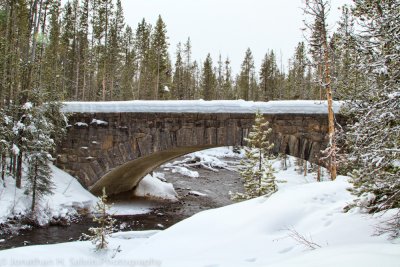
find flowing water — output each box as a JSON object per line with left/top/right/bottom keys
{"left": 0, "top": 158, "right": 244, "bottom": 250}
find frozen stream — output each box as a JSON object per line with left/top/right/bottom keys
{"left": 0, "top": 155, "right": 244, "bottom": 250}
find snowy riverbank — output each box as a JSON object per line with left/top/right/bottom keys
{"left": 0, "top": 164, "right": 178, "bottom": 230}
{"left": 0, "top": 166, "right": 97, "bottom": 228}
{"left": 0, "top": 151, "right": 398, "bottom": 266}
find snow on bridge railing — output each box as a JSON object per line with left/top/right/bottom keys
{"left": 62, "top": 100, "right": 342, "bottom": 114}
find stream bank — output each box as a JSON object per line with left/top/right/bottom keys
{"left": 0, "top": 155, "right": 244, "bottom": 250}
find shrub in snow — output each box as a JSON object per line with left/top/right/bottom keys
{"left": 83, "top": 188, "right": 116, "bottom": 250}
{"left": 231, "top": 111, "right": 277, "bottom": 200}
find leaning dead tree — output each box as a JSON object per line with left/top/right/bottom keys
{"left": 303, "top": 0, "right": 337, "bottom": 180}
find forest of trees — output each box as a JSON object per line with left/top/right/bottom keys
{"left": 0, "top": 0, "right": 361, "bottom": 105}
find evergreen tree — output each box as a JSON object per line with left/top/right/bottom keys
{"left": 84, "top": 187, "right": 116, "bottom": 250}
{"left": 150, "top": 15, "right": 170, "bottom": 100}
{"left": 183, "top": 37, "right": 194, "bottom": 99}
{"left": 78, "top": 0, "right": 90, "bottom": 101}
{"left": 120, "top": 25, "right": 136, "bottom": 100}
{"left": 287, "top": 42, "right": 309, "bottom": 99}
{"left": 24, "top": 101, "right": 56, "bottom": 213}
{"left": 342, "top": 1, "right": 400, "bottom": 234}
{"left": 308, "top": 8, "right": 325, "bottom": 101}
{"left": 172, "top": 42, "right": 184, "bottom": 99}
{"left": 222, "top": 57, "right": 234, "bottom": 99}
{"left": 135, "top": 18, "right": 152, "bottom": 99}
{"left": 0, "top": 107, "right": 12, "bottom": 185}
{"left": 107, "top": 0, "right": 125, "bottom": 100}
{"left": 192, "top": 60, "right": 201, "bottom": 99}
{"left": 259, "top": 50, "right": 280, "bottom": 101}
{"left": 238, "top": 48, "right": 257, "bottom": 100}
{"left": 215, "top": 54, "right": 224, "bottom": 99}
{"left": 231, "top": 111, "right": 277, "bottom": 200}
{"left": 60, "top": 1, "right": 76, "bottom": 100}
{"left": 331, "top": 5, "right": 366, "bottom": 100}
{"left": 201, "top": 53, "right": 216, "bottom": 100}
{"left": 42, "top": 0, "right": 63, "bottom": 101}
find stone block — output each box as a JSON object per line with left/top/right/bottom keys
{"left": 67, "top": 154, "right": 78, "bottom": 162}
{"left": 101, "top": 135, "right": 113, "bottom": 150}
{"left": 57, "top": 154, "right": 68, "bottom": 164}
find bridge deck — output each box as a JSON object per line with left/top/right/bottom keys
{"left": 62, "top": 100, "right": 341, "bottom": 114}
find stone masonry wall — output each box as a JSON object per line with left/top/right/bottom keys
{"left": 56, "top": 112, "right": 330, "bottom": 189}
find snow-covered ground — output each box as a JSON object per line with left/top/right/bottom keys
{"left": 0, "top": 165, "right": 97, "bottom": 226}
{"left": 162, "top": 146, "right": 244, "bottom": 178}
{"left": 0, "top": 166, "right": 179, "bottom": 223}
{"left": 62, "top": 99, "right": 342, "bottom": 114}
{"left": 0, "top": 150, "right": 398, "bottom": 267}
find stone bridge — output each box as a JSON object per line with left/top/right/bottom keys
{"left": 56, "top": 100, "right": 341, "bottom": 195}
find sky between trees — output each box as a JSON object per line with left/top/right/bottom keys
{"left": 120, "top": 0, "right": 350, "bottom": 73}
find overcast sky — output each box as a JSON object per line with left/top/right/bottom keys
{"left": 121, "top": 0, "right": 350, "bottom": 74}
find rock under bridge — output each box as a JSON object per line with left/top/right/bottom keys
{"left": 56, "top": 100, "right": 341, "bottom": 195}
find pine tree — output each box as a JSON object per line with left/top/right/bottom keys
{"left": 201, "top": 53, "right": 216, "bottom": 100}
{"left": 331, "top": 5, "right": 366, "bottom": 100}
{"left": 231, "top": 111, "right": 277, "bottom": 200}
{"left": 238, "top": 48, "right": 257, "bottom": 100}
{"left": 150, "top": 15, "right": 170, "bottom": 100}
{"left": 287, "top": 42, "right": 309, "bottom": 99}
{"left": 172, "top": 42, "right": 184, "bottom": 99}
{"left": 0, "top": 107, "right": 12, "bottom": 185}
{"left": 135, "top": 18, "right": 152, "bottom": 99}
{"left": 60, "top": 1, "right": 76, "bottom": 100}
{"left": 84, "top": 187, "right": 116, "bottom": 250}
{"left": 107, "top": 0, "right": 125, "bottom": 100}
{"left": 222, "top": 57, "right": 234, "bottom": 99}
{"left": 42, "top": 0, "right": 63, "bottom": 101}
{"left": 183, "top": 37, "right": 194, "bottom": 99}
{"left": 76, "top": 0, "right": 90, "bottom": 101}
{"left": 342, "top": 0, "right": 400, "bottom": 229}
{"left": 192, "top": 60, "right": 201, "bottom": 99}
{"left": 259, "top": 50, "right": 280, "bottom": 101}
{"left": 23, "top": 99, "right": 57, "bottom": 212}
{"left": 215, "top": 54, "right": 224, "bottom": 99}
{"left": 120, "top": 25, "right": 136, "bottom": 100}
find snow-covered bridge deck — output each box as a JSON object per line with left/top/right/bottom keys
{"left": 62, "top": 100, "right": 341, "bottom": 114}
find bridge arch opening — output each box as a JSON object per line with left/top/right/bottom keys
{"left": 90, "top": 145, "right": 219, "bottom": 196}
{"left": 89, "top": 142, "right": 325, "bottom": 197}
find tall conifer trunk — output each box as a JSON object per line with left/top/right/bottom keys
{"left": 31, "top": 160, "right": 38, "bottom": 212}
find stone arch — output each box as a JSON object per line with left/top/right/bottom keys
{"left": 90, "top": 145, "right": 216, "bottom": 196}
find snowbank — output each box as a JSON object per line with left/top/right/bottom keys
{"left": 0, "top": 165, "right": 97, "bottom": 226}
{"left": 194, "top": 146, "right": 244, "bottom": 158}
{"left": 132, "top": 173, "right": 178, "bottom": 201}
{"left": 120, "top": 173, "right": 398, "bottom": 266}
{"left": 0, "top": 159, "right": 398, "bottom": 267}
{"left": 62, "top": 100, "right": 342, "bottom": 114}
{"left": 110, "top": 173, "right": 178, "bottom": 216}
